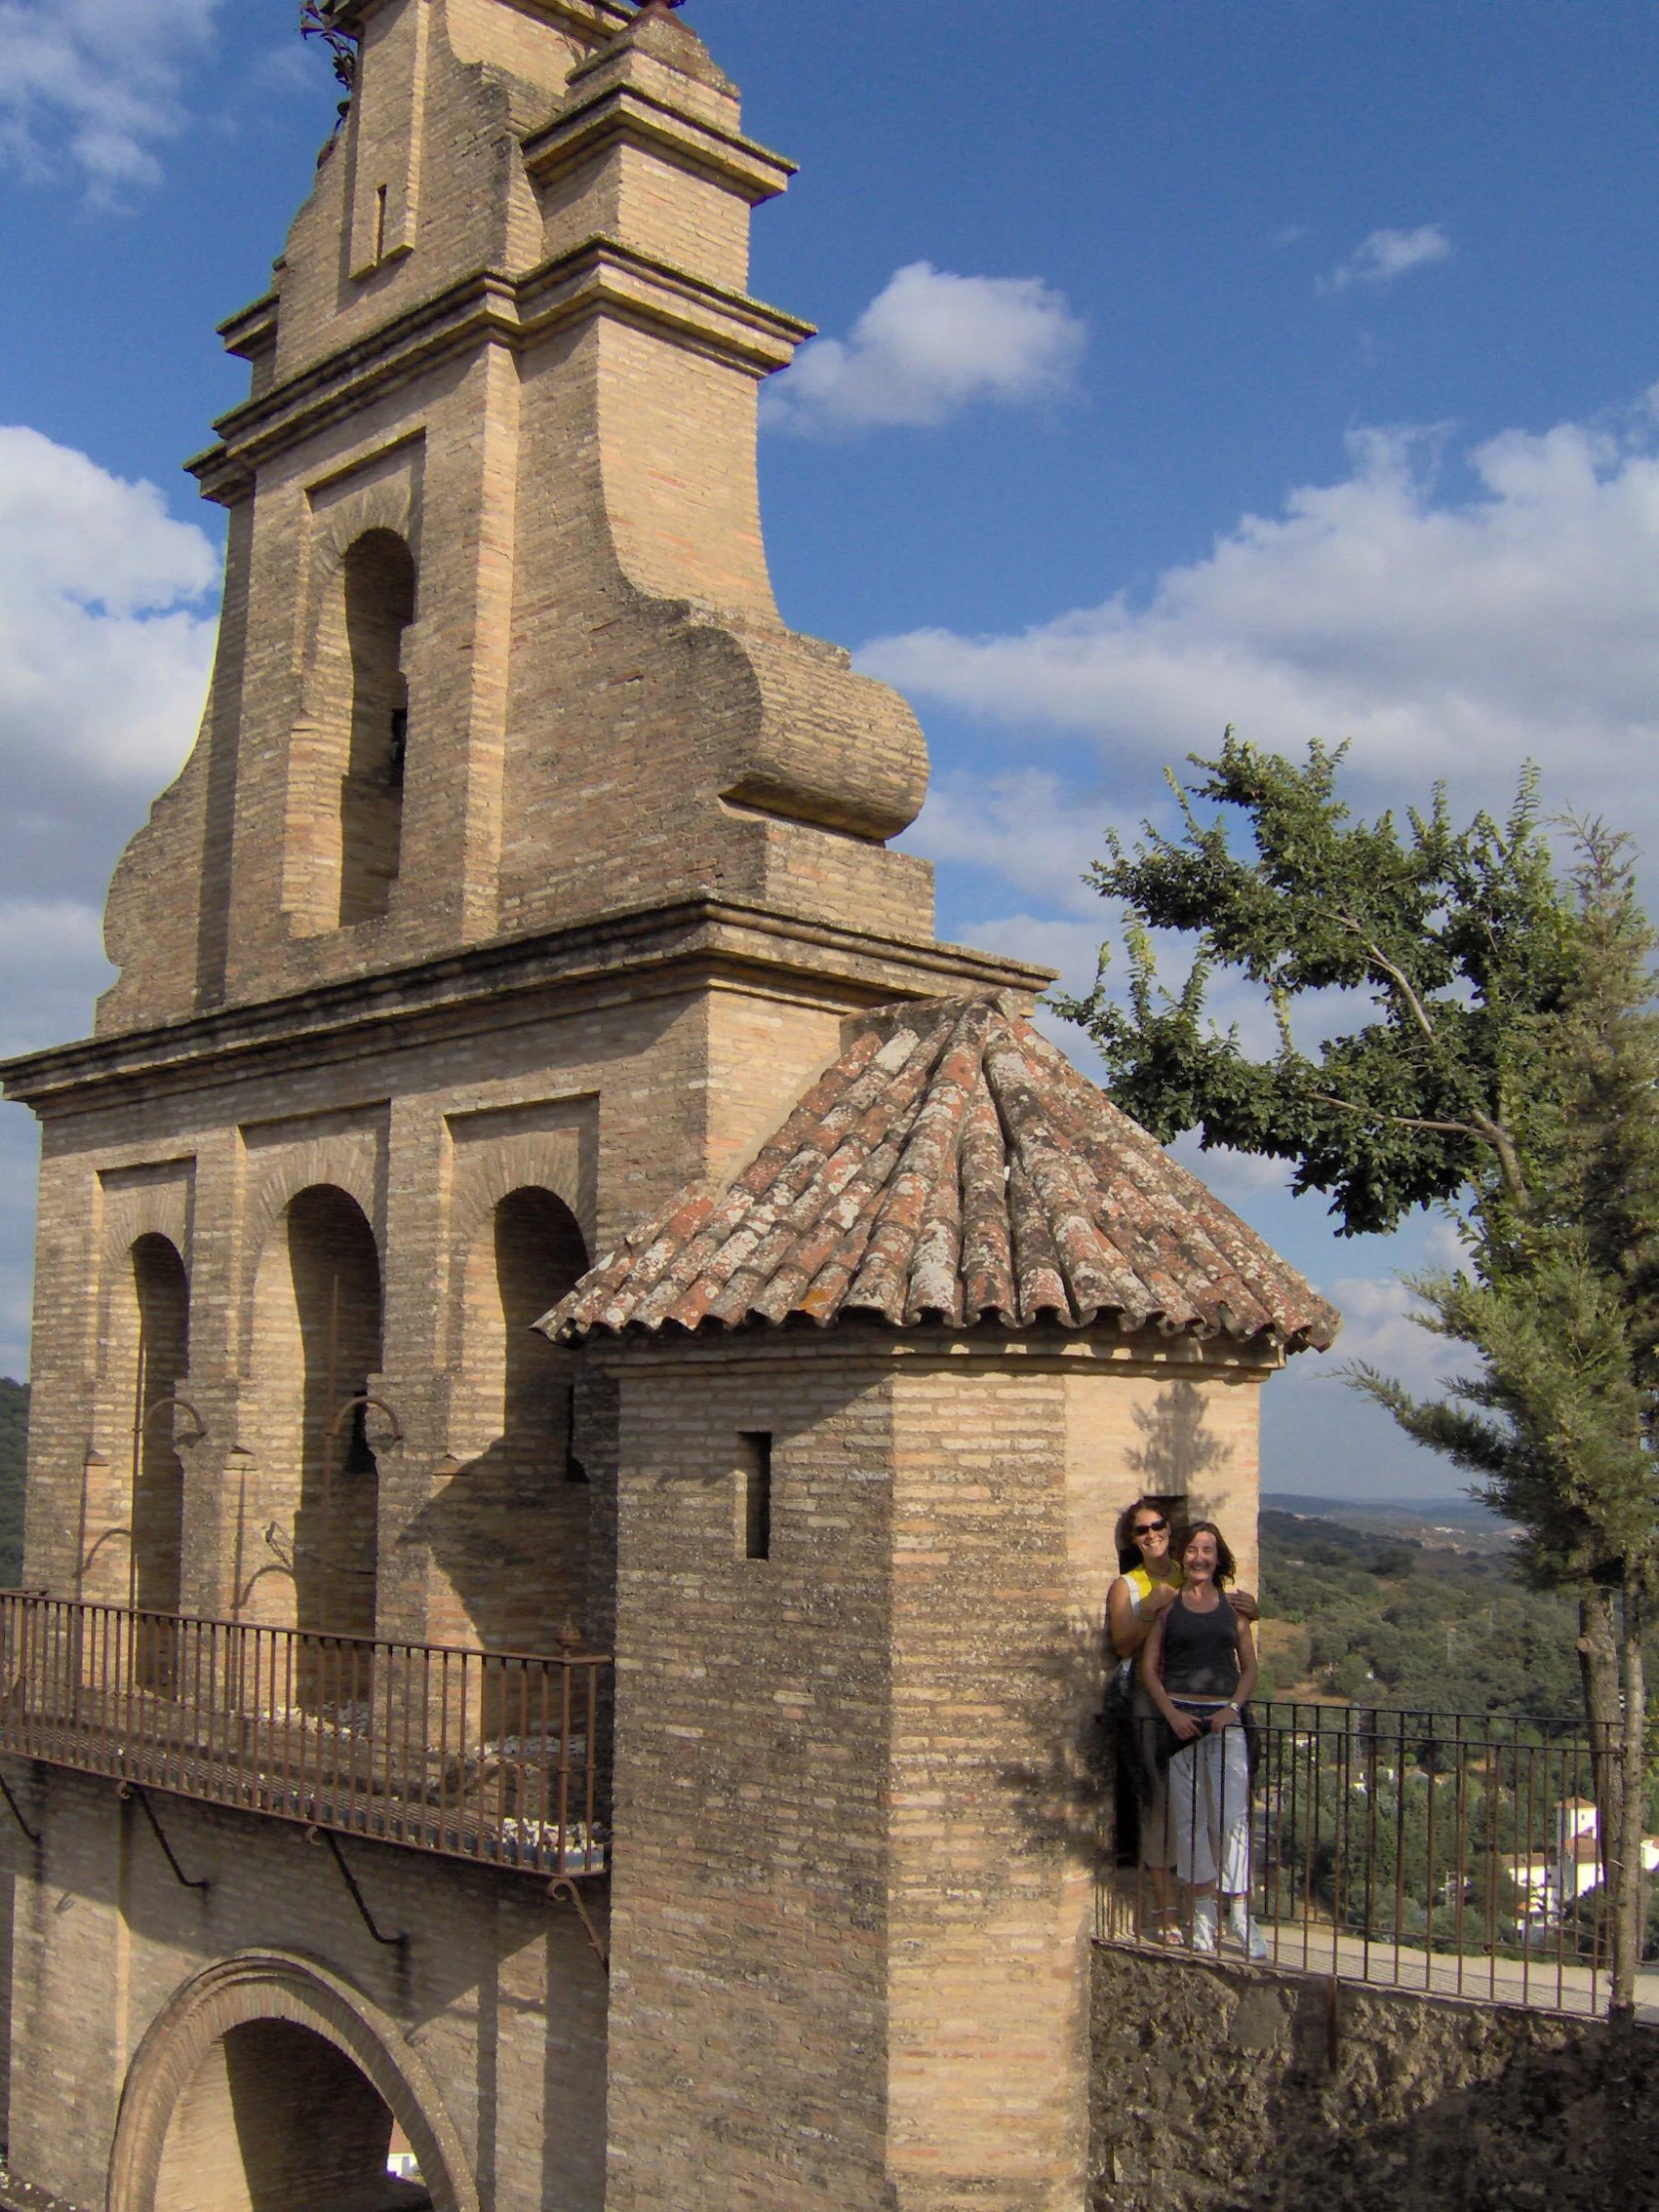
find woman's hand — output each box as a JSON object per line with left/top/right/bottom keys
{"left": 1142, "top": 1581, "right": 1179, "bottom": 1618}
{"left": 1231, "top": 1589, "right": 1260, "bottom": 1624}
{"left": 1208, "top": 1705, "right": 1239, "bottom": 1735}
{"left": 1168, "top": 1709, "right": 1203, "bottom": 1743}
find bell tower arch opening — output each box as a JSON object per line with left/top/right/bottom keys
{"left": 288, "top": 1185, "right": 384, "bottom": 1641}
{"left": 338, "top": 527, "right": 416, "bottom": 927}
{"left": 249, "top": 1185, "right": 384, "bottom": 1640}
{"left": 92, "top": 1233, "right": 191, "bottom": 1626}
{"left": 493, "top": 1187, "right": 589, "bottom": 1483}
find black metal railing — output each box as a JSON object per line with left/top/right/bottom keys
{"left": 0, "top": 1593, "right": 609, "bottom": 1880}
{"left": 1099, "top": 1700, "right": 1622, "bottom": 2015}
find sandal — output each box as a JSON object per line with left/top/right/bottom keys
{"left": 1147, "top": 1913, "right": 1185, "bottom": 1947}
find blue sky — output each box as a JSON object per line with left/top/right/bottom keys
{"left": 5, "top": 0, "right": 1659, "bottom": 1498}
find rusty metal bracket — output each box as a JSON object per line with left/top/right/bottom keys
{"left": 0, "top": 1770, "right": 40, "bottom": 1846}
{"left": 326, "top": 1393, "right": 403, "bottom": 1446}
{"left": 309, "top": 1826, "right": 407, "bottom": 1949}
{"left": 120, "top": 1785, "right": 210, "bottom": 1890}
{"left": 141, "top": 1394, "right": 207, "bottom": 1445}
{"left": 549, "top": 1877, "right": 610, "bottom": 1974}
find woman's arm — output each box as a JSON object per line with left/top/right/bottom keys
{"left": 1211, "top": 1617, "right": 1260, "bottom": 1733}
{"left": 1106, "top": 1577, "right": 1143, "bottom": 1659}
{"left": 1108, "top": 1574, "right": 1178, "bottom": 1659}
{"left": 1139, "top": 1613, "right": 1201, "bottom": 1740}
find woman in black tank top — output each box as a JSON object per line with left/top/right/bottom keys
{"left": 1140, "top": 1520, "right": 1267, "bottom": 1957}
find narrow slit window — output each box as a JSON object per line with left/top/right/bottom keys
{"left": 739, "top": 1431, "right": 773, "bottom": 1561}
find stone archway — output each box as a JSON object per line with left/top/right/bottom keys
{"left": 108, "top": 1951, "right": 477, "bottom": 2212}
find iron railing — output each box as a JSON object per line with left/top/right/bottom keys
{"left": 1099, "top": 1700, "right": 1630, "bottom": 2017}
{"left": 0, "top": 1593, "right": 609, "bottom": 1880}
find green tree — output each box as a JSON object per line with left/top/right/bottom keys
{"left": 1062, "top": 734, "right": 1659, "bottom": 2020}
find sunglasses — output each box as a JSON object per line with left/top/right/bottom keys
{"left": 1132, "top": 1516, "right": 1170, "bottom": 1537}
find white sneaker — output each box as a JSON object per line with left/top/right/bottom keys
{"left": 1229, "top": 1900, "right": 1269, "bottom": 1959}
{"left": 1191, "top": 1899, "right": 1218, "bottom": 1953}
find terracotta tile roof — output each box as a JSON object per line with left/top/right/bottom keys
{"left": 540, "top": 997, "right": 1342, "bottom": 1350}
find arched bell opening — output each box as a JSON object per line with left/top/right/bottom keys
{"left": 494, "top": 1187, "right": 589, "bottom": 1485}
{"left": 337, "top": 528, "right": 415, "bottom": 927}
{"left": 91, "top": 1235, "right": 191, "bottom": 1678}
{"left": 129, "top": 1235, "right": 191, "bottom": 1622}
{"left": 422, "top": 1187, "right": 591, "bottom": 1659}
{"left": 284, "top": 1186, "right": 385, "bottom": 1647}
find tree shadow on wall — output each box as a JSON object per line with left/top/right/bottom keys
{"left": 402, "top": 1438, "right": 591, "bottom": 1658}
{"left": 996, "top": 1615, "right": 1115, "bottom": 1869}
{"left": 1125, "top": 1378, "right": 1235, "bottom": 1523}
{"left": 997, "top": 1382, "right": 1240, "bottom": 1867}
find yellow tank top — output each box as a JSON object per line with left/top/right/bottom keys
{"left": 1124, "top": 1564, "right": 1181, "bottom": 1616}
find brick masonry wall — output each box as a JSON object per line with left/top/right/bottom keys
{"left": 603, "top": 1353, "right": 895, "bottom": 2211}
{"left": 0, "top": 1767, "right": 606, "bottom": 2212}
{"left": 1090, "top": 1942, "right": 1659, "bottom": 2212}
{"left": 95, "top": 0, "right": 935, "bottom": 1038}
{"left": 602, "top": 1337, "right": 1272, "bottom": 2212}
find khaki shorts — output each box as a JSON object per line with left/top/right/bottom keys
{"left": 1129, "top": 1683, "right": 1175, "bottom": 1872}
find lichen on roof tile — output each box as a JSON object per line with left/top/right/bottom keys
{"left": 538, "top": 997, "right": 1342, "bottom": 1353}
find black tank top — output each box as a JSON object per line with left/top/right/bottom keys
{"left": 1161, "top": 1592, "right": 1241, "bottom": 1699}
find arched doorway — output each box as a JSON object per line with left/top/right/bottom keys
{"left": 111, "top": 1952, "right": 475, "bottom": 2212}
{"left": 155, "top": 2018, "right": 424, "bottom": 2212}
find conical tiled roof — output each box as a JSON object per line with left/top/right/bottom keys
{"left": 540, "top": 998, "right": 1341, "bottom": 1350}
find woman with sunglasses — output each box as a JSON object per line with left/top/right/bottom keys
{"left": 1141, "top": 1519, "right": 1269, "bottom": 1957}
{"left": 1106, "top": 1499, "right": 1185, "bottom": 1942}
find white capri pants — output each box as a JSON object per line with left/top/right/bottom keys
{"left": 1166, "top": 1716, "right": 1253, "bottom": 1893}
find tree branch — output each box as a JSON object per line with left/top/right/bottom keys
{"left": 1310, "top": 1090, "right": 1530, "bottom": 1206}
{"left": 1337, "top": 915, "right": 1440, "bottom": 1044}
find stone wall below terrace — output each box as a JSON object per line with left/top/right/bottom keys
{"left": 1091, "top": 1941, "right": 1659, "bottom": 2211}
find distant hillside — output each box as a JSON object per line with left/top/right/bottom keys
{"left": 0, "top": 1379, "right": 24, "bottom": 1585}
{"left": 1261, "top": 1490, "right": 1517, "bottom": 1557}
{"left": 1258, "top": 1505, "right": 1580, "bottom": 1722}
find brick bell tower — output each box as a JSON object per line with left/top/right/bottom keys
{"left": 0, "top": 7, "right": 1336, "bottom": 2212}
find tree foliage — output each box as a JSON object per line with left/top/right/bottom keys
{"left": 1062, "top": 734, "right": 1659, "bottom": 2016}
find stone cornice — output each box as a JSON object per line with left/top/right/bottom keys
{"left": 217, "top": 292, "right": 278, "bottom": 361}
{"left": 575, "top": 1321, "right": 1287, "bottom": 1379}
{"left": 522, "top": 79, "right": 796, "bottom": 203}
{"left": 0, "top": 899, "right": 1054, "bottom": 1116}
{"left": 323, "top": 0, "right": 633, "bottom": 34}
{"left": 189, "top": 239, "right": 811, "bottom": 500}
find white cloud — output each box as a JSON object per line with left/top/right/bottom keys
{"left": 0, "top": 0, "right": 222, "bottom": 199}
{"left": 907, "top": 770, "right": 1113, "bottom": 917}
{"left": 763, "top": 261, "right": 1085, "bottom": 434}
{"left": 0, "top": 428, "right": 219, "bottom": 887}
{"left": 1326, "top": 224, "right": 1452, "bottom": 292}
{"left": 859, "top": 405, "right": 1659, "bottom": 858}
{"left": 0, "top": 428, "right": 219, "bottom": 1375}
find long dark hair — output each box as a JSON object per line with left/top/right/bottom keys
{"left": 1179, "top": 1518, "right": 1236, "bottom": 1589}
{"left": 1115, "top": 1495, "right": 1182, "bottom": 1574}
